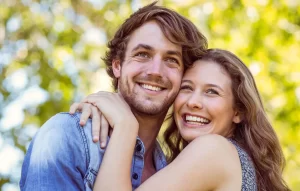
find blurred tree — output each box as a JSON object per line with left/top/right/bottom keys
{"left": 0, "top": 0, "right": 299, "bottom": 190}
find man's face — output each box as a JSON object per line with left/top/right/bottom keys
{"left": 113, "top": 21, "right": 184, "bottom": 116}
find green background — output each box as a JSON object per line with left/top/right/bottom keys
{"left": 0, "top": 0, "right": 299, "bottom": 190}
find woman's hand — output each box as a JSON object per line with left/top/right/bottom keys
{"left": 70, "top": 92, "right": 138, "bottom": 147}
{"left": 70, "top": 102, "right": 110, "bottom": 148}
{"left": 81, "top": 92, "right": 137, "bottom": 127}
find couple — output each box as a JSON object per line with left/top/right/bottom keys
{"left": 20, "top": 2, "right": 289, "bottom": 191}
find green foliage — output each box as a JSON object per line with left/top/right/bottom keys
{"left": 0, "top": 0, "right": 299, "bottom": 190}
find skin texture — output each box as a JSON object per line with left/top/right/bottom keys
{"left": 174, "top": 60, "right": 242, "bottom": 142}
{"left": 114, "top": 20, "right": 184, "bottom": 116}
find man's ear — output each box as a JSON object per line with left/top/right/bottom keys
{"left": 112, "top": 59, "right": 121, "bottom": 78}
{"left": 233, "top": 110, "right": 243, "bottom": 124}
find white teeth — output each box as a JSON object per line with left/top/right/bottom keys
{"left": 185, "top": 115, "right": 209, "bottom": 123}
{"left": 141, "top": 84, "right": 162, "bottom": 91}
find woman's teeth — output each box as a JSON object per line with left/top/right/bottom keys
{"left": 185, "top": 115, "right": 210, "bottom": 124}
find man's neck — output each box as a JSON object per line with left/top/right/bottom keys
{"left": 134, "top": 111, "right": 166, "bottom": 153}
{"left": 133, "top": 111, "right": 167, "bottom": 182}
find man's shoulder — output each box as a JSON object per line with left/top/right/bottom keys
{"left": 42, "top": 112, "right": 81, "bottom": 129}
{"left": 25, "top": 111, "right": 97, "bottom": 168}
{"left": 20, "top": 112, "right": 96, "bottom": 190}
{"left": 30, "top": 111, "right": 96, "bottom": 156}
{"left": 31, "top": 112, "right": 88, "bottom": 153}
{"left": 37, "top": 112, "right": 90, "bottom": 135}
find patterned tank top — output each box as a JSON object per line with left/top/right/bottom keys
{"left": 228, "top": 139, "right": 257, "bottom": 191}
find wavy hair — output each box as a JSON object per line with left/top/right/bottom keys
{"left": 102, "top": 1, "right": 207, "bottom": 90}
{"left": 163, "top": 49, "right": 290, "bottom": 191}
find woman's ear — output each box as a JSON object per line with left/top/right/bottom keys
{"left": 233, "top": 111, "right": 243, "bottom": 124}
{"left": 112, "top": 59, "right": 121, "bottom": 78}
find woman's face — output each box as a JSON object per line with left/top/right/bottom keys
{"left": 174, "top": 60, "right": 241, "bottom": 142}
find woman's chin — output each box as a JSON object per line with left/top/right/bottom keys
{"left": 181, "top": 131, "right": 207, "bottom": 143}
{"left": 179, "top": 124, "right": 213, "bottom": 142}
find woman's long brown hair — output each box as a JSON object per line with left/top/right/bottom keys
{"left": 163, "top": 49, "right": 290, "bottom": 191}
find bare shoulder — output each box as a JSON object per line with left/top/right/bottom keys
{"left": 183, "top": 134, "right": 238, "bottom": 157}
{"left": 178, "top": 134, "right": 242, "bottom": 177}
{"left": 136, "top": 134, "right": 242, "bottom": 191}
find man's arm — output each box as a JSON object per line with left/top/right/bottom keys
{"left": 20, "top": 113, "right": 89, "bottom": 191}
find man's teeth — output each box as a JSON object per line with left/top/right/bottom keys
{"left": 186, "top": 115, "right": 209, "bottom": 123}
{"left": 141, "top": 84, "right": 162, "bottom": 91}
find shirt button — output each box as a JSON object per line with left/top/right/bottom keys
{"left": 132, "top": 173, "right": 139, "bottom": 180}
{"left": 136, "top": 145, "right": 142, "bottom": 152}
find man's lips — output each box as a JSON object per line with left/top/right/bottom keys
{"left": 138, "top": 82, "right": 166, "bottom": 92}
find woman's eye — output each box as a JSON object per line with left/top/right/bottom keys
{"left": 206, "top": 88, "right": 219, "bottom": 95}
{"left": 180, "top": 85, "right": 192, "bottom": 91}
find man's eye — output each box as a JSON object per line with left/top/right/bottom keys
{"left": 206, "top": 89, "right": 219, "bottom": 95}
{"left": 135, "top": 52, "right": 150, "bottom": 58}
{"left": 165, "top": 57, "right": 179, "bottom": 64}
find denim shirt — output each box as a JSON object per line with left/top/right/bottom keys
{"left": 20, "top": 112, "right": 167, "bottom": 191}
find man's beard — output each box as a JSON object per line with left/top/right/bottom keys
{"left": 118, "top": 77, "right": 177, "bottom": 116}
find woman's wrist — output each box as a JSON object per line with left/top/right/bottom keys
{"left": 114, "top": 115, "right": 139, "bottom": 131}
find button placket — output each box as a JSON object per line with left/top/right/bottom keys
{"left": 132, "top": 173, "right": 139, "bottom": 180}
{"left": 131, "top": 138, "right": 145, "bottom": 189}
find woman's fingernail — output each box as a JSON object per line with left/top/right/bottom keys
{"left": 100, "top": 142, "right": 106, "bottom": 148}
{"left": 93, "top": 136, "right": 98, "bottom": 142}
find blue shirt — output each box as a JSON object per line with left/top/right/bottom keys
{"left": 20, "top": 112, "right": 167, "bottom": 191}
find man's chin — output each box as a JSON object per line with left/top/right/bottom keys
{"left": 122, "top": 93, "right": 173, "bottom": 116}
{"left": 131, "top": 102, "right": 168, "bottom": 116}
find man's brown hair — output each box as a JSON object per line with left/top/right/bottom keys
{"left": 103, "top": 1, "right": 207, "bottom": 90}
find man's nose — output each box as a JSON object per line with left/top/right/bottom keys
{"left": 146, "top": 56, "right": 163, "bottom": 77}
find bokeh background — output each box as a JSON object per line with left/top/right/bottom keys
{"left": 0, "top": 0, "right": 299, "bottom": 190}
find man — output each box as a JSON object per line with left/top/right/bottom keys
{"left": 20, "top": 2, "right": 207, "bottom": 190}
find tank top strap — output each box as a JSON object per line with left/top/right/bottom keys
{"left": 227, "top": 138, "right": 257, "bottom": 191}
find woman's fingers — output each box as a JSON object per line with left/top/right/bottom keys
{"left": 70, "top": 102, "right": 91, "bottom": 126}
{"left": 100, "top": 115, "right": 109, "bottom": 148}
{"left": 79, "top": 103, "right": 93, "bottom": 126}
{"left": 91, "top": 106, "right": 101, "bottom": 143}
{"left": 70, "top": 101, "right": 103, "bottom": 143}
{"left": 69, "top": 102, "right": 81, "bottom": 114}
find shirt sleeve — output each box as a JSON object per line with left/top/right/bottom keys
{"left": 20, "top": 113, "right": 88, "bottom": 191}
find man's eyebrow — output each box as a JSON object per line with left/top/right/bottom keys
{"left": 132, "top": 44, "right": 182, "bottom": 57}
{"left": 132, "top": 44, "right": 153, "bottom": 52}
{"left": 166, "top": 50, "right": 182, "bottom": 58}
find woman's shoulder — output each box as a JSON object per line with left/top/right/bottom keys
{"left": 183, "top": 135, "right": 257, "bottom": 191}
{"left": 137, "top": 134, "right": 243, "bottom": 191}
{"left": 186, "top": 134, "right": 238, "bottom": 156}
{"left": 179, "top": 134, "right": 242, "bottom": 172}
{"left": 169, "top": 134, "right": 242, "bottom": 190}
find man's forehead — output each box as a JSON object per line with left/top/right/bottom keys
{"left": 126, "top": 21, "right": 182, "bottom": 54}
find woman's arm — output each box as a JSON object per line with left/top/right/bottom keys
{"left": 71, "top": 93, "right": 241, "bottom": 191}
{"left": 135, "top": 134, "right": 241, "bottom": 191}
{"left": 94, "top": 113, "right": 138, "bottom": 191}
{"left": 70, "top": 92, "right": 139, "bottom": 190}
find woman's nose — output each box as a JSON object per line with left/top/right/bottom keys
{"left": 186, "top": 93, "right": 203, "bottom": 110}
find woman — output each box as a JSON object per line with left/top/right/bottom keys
{"left": 71, "top": 49, "right": 290, "bottom": 191}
